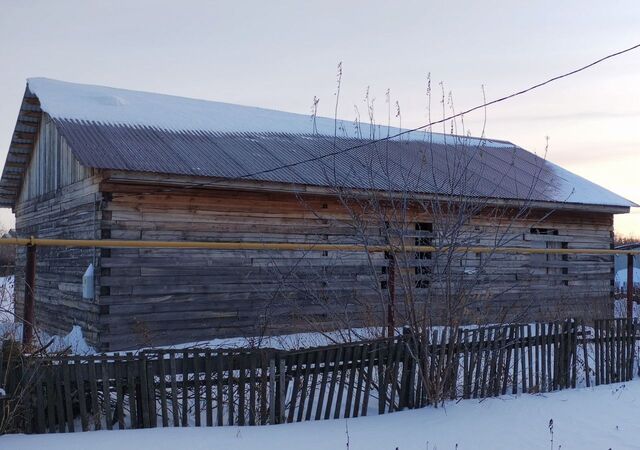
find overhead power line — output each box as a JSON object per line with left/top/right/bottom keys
{"left": 235, "top": 42, "right": 640, "bottom": 181}
{"left": 114, "top": 41, "right": 640, "bottom": 198}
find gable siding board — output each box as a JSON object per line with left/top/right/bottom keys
{"left": 17, "top": 116, "right": 93, "bottom": 204}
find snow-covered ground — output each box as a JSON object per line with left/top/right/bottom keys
{"left": 3, "top": 381, "right": 640, "bottom": 450}
{"left": 0, "top": 276, "right": 94, "bottom": 354}
{"left": 614, "top": 298, "right": 640, "bottom": 319}
{"left": 614, "top": 267, "right": 640, "bottom": 291}
{"left": 0, "top": 275, "right": 14, "bottom": 323}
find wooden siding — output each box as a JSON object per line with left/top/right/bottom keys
{"left": 98, "top": 182, "right": 615, "bottom": 350}
{"left": 17, "top": 115, "right": 92, "bottom": 205}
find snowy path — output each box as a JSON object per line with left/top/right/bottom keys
{"left": 3, "top": 381, "right": 640, "bottom": 450}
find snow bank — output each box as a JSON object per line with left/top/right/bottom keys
{"left": 614, "top": 298, "right": 640, "bottom": 319}
{"left": 3, "top": 381, "right": 640, "bottom": 450}
{"left": 0, "top": 323, "right": 95, "bottom": 355}
{"left": 140, "top": 327, "right": 384, "bottom": 352}
{"left": 42, "top": 325, "right": 94, "bottom": 355}
{"left": 0, "top": 275, "right": 14, "bottom": 323}
{"left": 0, "top": 275, "right": 18, "bottom": 340}
{"left": 0, "top": 275, "right": 94, "bottom": 354}
{"left": 615, "top": 267, "right": 640, "bottom": 290}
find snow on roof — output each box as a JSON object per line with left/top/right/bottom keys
{"left": 545, "top": 160, "right": 637, "bottom": 207}
{"left": 0, "top": 78, "right": 635, "bottom": 210}
{"left": 26, "top": 78, "right": 510, "bottom": 147}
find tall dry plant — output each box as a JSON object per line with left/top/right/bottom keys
{"left": 258, "top": 69, "right": 600, "bottom": 405}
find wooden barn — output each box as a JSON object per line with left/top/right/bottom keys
{"left": 0, "top": 78, "right": 635, "bottom": 351}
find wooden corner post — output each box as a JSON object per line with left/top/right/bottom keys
{"left": 22, "top": 243, "right": 37, "bottom": 345}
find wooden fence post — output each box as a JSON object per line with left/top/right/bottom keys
{"left": 387, "top": 254, "right": 396, "bottom": 338}
{"left": 400, "top": 327, "right": 414, "bottom": 408}
{"left": 268, "top": 356, "right": 276, "bottom": 424}
{"left": 627, "top": 253, "right": 634, "bottom": 320}
{"left": 22, "top": 244, "right": 36, "bottom": 346}
{"left": 277, "top": 356, "right": 286, "bottom": 424}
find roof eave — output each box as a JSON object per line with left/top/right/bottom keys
{"left": 0, "top": 85, "right": 43, "bottom": 210}
{"left": 102, "top": 169, "right": 633, "bottom": 215}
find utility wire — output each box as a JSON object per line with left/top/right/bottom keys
{"left": 115, "top": 41, "right": 640, "bottom": 197}
{"left": 236, "top": 42, "right": 640, "bottom": 180}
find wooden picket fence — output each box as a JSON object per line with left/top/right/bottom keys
{"left": 0, "top": 318, "right": 637, "bottom": 434}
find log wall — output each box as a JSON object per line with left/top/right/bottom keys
{"left": 97, "top": 181, "right": 616, "bottom": 350}
{"left": 14, "top": 176, "right": 103, "bottom": 344}
{"left": 97, "top": 186, "right": 386, "bottom": 350}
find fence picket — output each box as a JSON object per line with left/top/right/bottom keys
{"left": 169, "top": 353, "right": 179, "bottom": 427}
{"left": 125, "top": 356, "right": 138, "bottom": 429}
{"left": 45, "top": 366, "right": 56, "bottom": 433}
{"left": 295, "top": 352, "right": 309, "bottom": 423}
{"left": 473, "top": 328, "right": 483, "bottom": 399}
{"left": 53, "top": 366, "right": 65, "bottom": 433}
{"left": 325, "top": 346, "right": 343, "bottom": 420}
{"left": 287, "top": 353, "right": 302, "bottom": 423}
{"left": 594, "top": 321, "right": 601, "bottom": 385}
{"left": 388, "top": 341, "right": 402, "bottom": 413}
{"left": 114, "top": 356, "right": 125, "bottom": 430}
{"left": 534, "top": 323, "right": 540, "bottom": 391}
{"left": 581, "top": 321, "right": 590, "bottom": 388}
{"left": 88, "top": 358, "right": 101, "bottom": 430}
{"left": 305, "top": 349, "right": 322, "bottom": 422}
{"left": 101, "top": 359, "right": 113, "bottom": 430}
{"left": 260, "top": 352, "right": 268, "bottom": 425}
{"left": 501, "top": 326, "right": 513, "bottom": 395}
{"left": 75, "top": 358, "right": 89, "bottom": 431}
{"left": 61, "top": 361, "right": 74, "bottom": 432}
{"left": 462, "top": 331, "right": 470, "bottom": 399}
{"left": 511, "top": 326, "right": 519, "bottom": 395}
{"left": 205, "top": 350, "right": 213, "bottom": 427}
{"left": 550, "top": 322, "right": 556, "bottom": 387}
{"left": 248, "top": 352, "right": 257, "bottom": 426}
{"left": 361, "top": 343, "right": 376, "bottom": 416}
{"left": 193, "top": 352, "right": 201, "bottom": 427}
{"left": 217, "top": 353, "right": 225, "bottom": 426}
{"left": 315, "top": 348, "right": 330, "bottom": 420}
{"left": 139, "top": 355, "right": 150, "bottom": 428}
{"left": 344, "top": 345, "right": 359, "bottom": 417}
{"left": 352, "top": 344, "right": 367, "bottom": 418}
{"left": 469, "top": 328, "right": 480, "bottom": 399}
{"left": 35, "top": 370, "right": 45, "bottom": 433}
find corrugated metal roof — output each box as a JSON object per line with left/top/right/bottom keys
{"left": 0, "top": 78, "right": 636, "bottom": 210}
{"left": 52, "top": 119, "right": 633, "bottom": 207}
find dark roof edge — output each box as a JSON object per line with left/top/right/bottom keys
{"left": 0, "top": 85, "right": 42, "bottom": 210}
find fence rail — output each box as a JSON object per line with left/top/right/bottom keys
{"left": 0, "top": 318, "right": 638, "bottom": 434}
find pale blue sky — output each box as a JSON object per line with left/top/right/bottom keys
{"left": 1, "top": 0, "right": 639, "bottom": 233}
